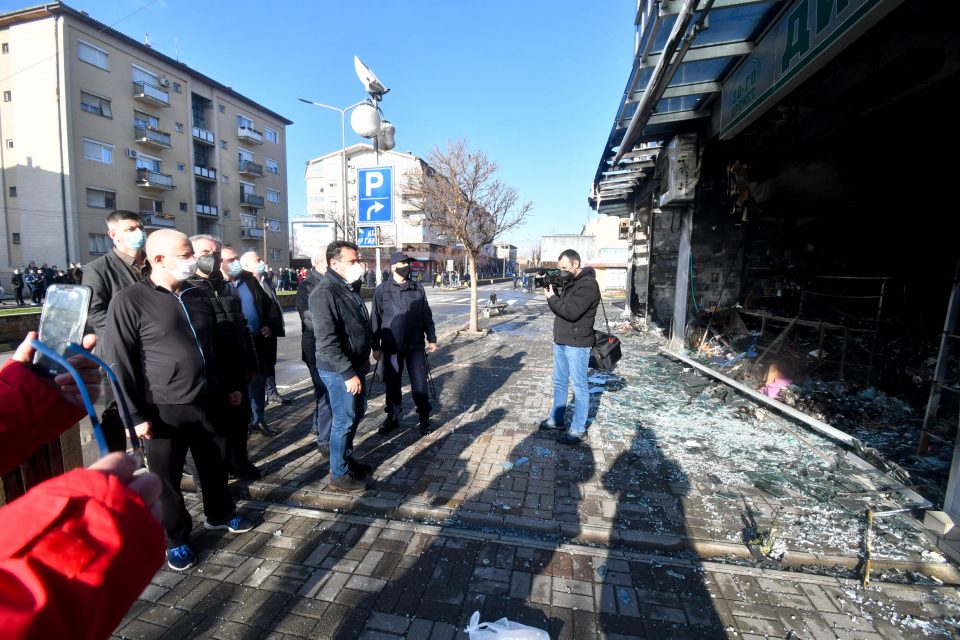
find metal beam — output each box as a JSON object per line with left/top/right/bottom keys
{"left": 631, "top": 80, "right": 720, "bottom": 101}
{"left": 644, "top": 40, "right": 753, "bottom": 66}
{"left": 648, "top": 109, "right": 710, "bottom": 124}
{"left": 656, "top": 0, "right": 780, "bottom": 16}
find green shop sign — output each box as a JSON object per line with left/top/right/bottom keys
{"left": 720, "top": 0, "right": 903, "bottom": 139}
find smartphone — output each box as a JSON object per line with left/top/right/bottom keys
{"left": 33, "top": 284, "right": 93, "bottom": 377}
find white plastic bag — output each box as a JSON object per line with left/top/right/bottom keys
{"left": 465, "top": 611, "right": 550, "bottom": 640}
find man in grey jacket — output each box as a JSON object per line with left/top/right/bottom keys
{"left": 83, "top": 210, "right": 150, "bottom": 451}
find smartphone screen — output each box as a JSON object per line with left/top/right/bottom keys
{"left": 33, "top": 284, "right": 92, "bottom": 377}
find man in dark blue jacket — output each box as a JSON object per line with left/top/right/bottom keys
{"left": 309, "top": 241, "right": 373, "bottom": 494}
{"left": 371, "top": 252, "right": 438, "bottom": 436}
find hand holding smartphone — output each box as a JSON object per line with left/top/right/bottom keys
{"left": 33, "top": 284, "right": 92, "bottom": 377}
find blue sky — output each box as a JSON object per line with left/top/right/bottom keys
{"left": 3, "top": 0, "right": 633, "bottom": 256}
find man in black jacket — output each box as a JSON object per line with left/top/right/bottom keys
{"left": 105, "top": 229, "right": 253, "bottom": 572}
{"left": 308, "top": 240, "right": 373, "bottom": 494}
{"left": 84, "top": 210, "right": 151, "bottom": 452}
{"left": 11, "top": 268, "right": 24, "bottom": 306}
{"left": 222, "top": 247, "right": 285, "bottom": 436}
{"left": 189, "top": 235, "right": 261, "bottom": 480}
{"left": 295, "top": 254, "right": 332, "bottom": 458}
{"left": 371, "top": 252, "right": 437, "bottom": 436}
{"left": 540, "top": 249, "right": 600, "bottom": 445}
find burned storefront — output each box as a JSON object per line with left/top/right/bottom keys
{"left": 593, "top": 0, "right": 960, "bottom": 557}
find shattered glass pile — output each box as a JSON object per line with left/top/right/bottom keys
{"left": 590, "top": 328, "right": 942, "bottom": 565}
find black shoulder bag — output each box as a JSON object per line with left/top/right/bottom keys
{"left": 589, "top": 297, "right": 623, "bottom": 371}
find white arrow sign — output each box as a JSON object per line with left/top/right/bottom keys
{"left": 365, "top": 201, "right": 384, "bottom": 221}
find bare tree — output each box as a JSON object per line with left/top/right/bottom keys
{"left": 407, "top": 139, "right": 532, "bottom": 332}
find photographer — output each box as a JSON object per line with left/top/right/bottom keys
{"left": 539, "top": 249, "right": 600, "bottom": 445}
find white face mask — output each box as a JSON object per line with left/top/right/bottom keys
{"left": 171, "top": 257, "right": 197, "bottom": 281}
{"left": 344, "top": 263, "right": 365, "bottom": 283}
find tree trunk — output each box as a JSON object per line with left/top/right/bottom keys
{"left": 468, "top": 253, "right": 479, "bottom": 332}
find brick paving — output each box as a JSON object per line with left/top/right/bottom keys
{"left": 114, "top": 304, "right": 960, "bottom": 639}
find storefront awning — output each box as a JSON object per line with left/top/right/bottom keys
{"left": 591, "top": 0, "right": 783, "bottom": 215}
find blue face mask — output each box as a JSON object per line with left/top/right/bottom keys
{"left": 124, "top": 228, "right": 145, "bottom": 252}
{"left": 255, "top": 262, "right": 267, "bottom": 274}
{"left": 228, "top": 261, "right": 243, "bottom": 277}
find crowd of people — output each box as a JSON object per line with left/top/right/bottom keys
{"left": 0, "top": 207, "right": 599, "bottom": 638}
{"left": 3, "top": 262, "right": 85, "bottom": 306}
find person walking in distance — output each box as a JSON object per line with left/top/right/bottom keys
{"left": 371, "top": 252, "right": 438, "bottom": 436}
{"left": 11, "top": 268, "right": 25, "bottom": 306}
{"left": 83, "top": 210, "right": 151, "bottom": 452}
{"left": 296, "top": 254, "right": 333, "bottom": 459}
{"left": 538, "top": 249, "right": 601, "bottom": 445}
{"left": 105, "top": 229, "right": 253, "bottom": 572}
{"left": 308, "top": 241, "right": 374, "bottom": 494}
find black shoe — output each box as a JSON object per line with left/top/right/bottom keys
{"left": 234, "top": 463, "right": 262, "bottom": 481}
{"left": 377, "top": 415, "right": 399, "bottom": 435}
{"left": 329, "top": 473, "right": 368, "bottom": 494}
{"left": 556, "top": 432, "right": 584, "bottom": 446}
{"left": 317, "top": 445, "right": 329, "bottom": 462}
{"left": 251, "top": 421, "right": 280, "bottom": 436}
{"left": 538, "top": 419, "right": 560, "bottom": 430}
{"left": 418, "top": 414, "right": 431, "bottom": 435}
{"left": 346, "top": 457, "right": 373, "bottom": 479}
{"left": 266, "top": 392, "right": 290, "bottom": 405}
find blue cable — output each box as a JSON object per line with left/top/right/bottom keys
{"left": 28, "top": 338, "right": 109, "bottom": 458}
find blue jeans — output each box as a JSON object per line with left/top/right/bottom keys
{"left": 551, "top": 344, "right": 591, "bottom": 436}
{"left": 248, "top": 373, "right": 267, "bottom": 425}
{"left": 318, "top": 369, "right": 367, "bottom": 479}
{"left": 309, "top": 363, "right": 332, "bottom": 448}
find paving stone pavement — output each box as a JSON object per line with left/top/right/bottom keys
{"left": 115, "top": 306, "right": 960, "bottom": 639}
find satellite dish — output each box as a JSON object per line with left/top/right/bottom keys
{"left": 354, "top": 56, "right": 389, "bottom": 98}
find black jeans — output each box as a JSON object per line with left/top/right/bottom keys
{"left": 144, "top": 402, "right": 235, "bottom": 547}
{"left": 210, "top": 392, "right": 253, "bottom": 472}
{"left": 383, "top": 349, "right": 432, "bottom": 417}
{"left": 14, "top": 286, "right": 24, "bottom": 305}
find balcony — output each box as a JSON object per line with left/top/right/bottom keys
{"left": 241, "top": 227, "right": 265, "bottom": 239}
{"left": 132, "top": 81, "right": 170, "bottom": 107}
{"left": 238, "top": 160, "right": 263, "bottom": 177}
{"left": 196, "top": 203, "right": 218, "bottom": 217}
{"left": 192, "top": 126, "right": 215, "bottom": 145}
{"left": 194, "top": 165, "right": 217, "bottom": 181}
{"left": 134, "top": 126, "right": 171, "bottom": 148}
{"left": 140, "top": 212, "right": 176, "bottom": 228}
{"left": 240, "top": 192, "right": 264, "bottom": 208}
{"left": 237, "top": 126, "right": 263, "bottom": 144}
{"left": 136, "top": 168, "right": 174, "bottom": 190}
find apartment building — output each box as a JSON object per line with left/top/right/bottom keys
{"left": 0, "top": 2, "right": 292, "bottom": 277}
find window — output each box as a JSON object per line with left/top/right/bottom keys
{"left": 267, "top": 189, "right": 281, "bottom": 204}
{"left": 267, "top": 218, "right": 281, "bottom": 232}
{"left": 12, "top": 232, "right": 20, "bottom": 244}
{"left": 218, "top": 104, "right": 225, "bottom": 114}
{"left": 8, "top": 186, "right": 16, "bottom": 197}
{"left": 1, "top": 43, "right": 8, "bottom": 54}
{"left": 264, "top": 128, "right": 279, "bottom": 144}
{"left": 240, "top": 213, "right": 255, "bottom": 228}
{"left": 237, "top": 114, "right": 254, "bottom": 129}
{"left": 220, "top": 140, "right": 228, "bottom": 150}
{"left": 135, "top": 154, "right": 161, "bottom": 172}
{"left": 270, "top": 248, "right": 281, "bottom": 261}
{"left": 175, "top": 122, "right": 183, "bottom": 133}
{"left": 131, "top": 64, "right": 158, "bottom": 87}
{"left": 89, "top": 233, "right": 111, "bottom": 254}
{"left": 177, "top": 163, "right": 185, "bottom": 172}
{"left": 221, "top": 175, "right": 229, "bottom": 184}
{"left": 238, "top": 148, "right": 254, "bottom": 164}
{"left": 83, "top": 138, "right": 113, "bottom": 164}
{"left": 78, "top": 40, "right": 109, "bottom": 70}
{"left": 86, "top": 187, "right": 116, "bottom": 209}
{"left": 179, "top": 202, "right": 188, "bottom": 212}
{"left": 80, "top": 91, "right": 112, "bottom": 117}
{"left": 266, "top": 159, "right": 280, "bottom": 174}
{"left": 134, "top": 110, "right": 159, "bottom": 130}
{"left": 3, "top": 91, "right": 10, "bottom": 102}
{"left": 172, "top": 82, "right": 182, "bottom": 93}
{"left": 240, "top": 182, "right": 255, "bottom": 197}
{"left": 139, "top": 197, "right": 163, "bottom": 214}
{"left": 5, "top": 139, "right": 12, "bottom": 148}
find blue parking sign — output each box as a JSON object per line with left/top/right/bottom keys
{"left": 357, "top": 167, "right": 393, "bottom": 223}
{"left": 357, "top": 226, "right": 378, "bottom": 248}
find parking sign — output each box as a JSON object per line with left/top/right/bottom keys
{"left": 357, "top": 166, "right": 393, "bottom": 223}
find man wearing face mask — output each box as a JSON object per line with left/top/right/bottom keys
{"left": 83, "top": 210, "right": 151, "bottom": 452}
{"left": 230, "top": 250, "right": 285, "bottom": 436}
{"left": 371, "top": 252, "right": 438, "bottom": 436}
{"left": 241, "top": 252, "right": 289, "bottom": 406}
{"left": 309, "top": 241, "right": 374, "bottom": 494}
{"left": 105, "top": 229, "right": 253, "bottom": 572}
{"left": 188, "top": 235, "right": 261, "bottom": 481}
{"left": 539, "top": 249, "right": 600, "bottom": 446}
{"left": 295, "top": 254, "right": 332, "bottom": 458}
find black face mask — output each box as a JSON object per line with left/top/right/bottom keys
{"left": 559, "top": 269, "right": 575, "bottom": 282}
{"left": 196, "top": 253, "right": 222, "bottom": 276}
{"left": 394, "top": 265, "right": 410, "bottom": 279}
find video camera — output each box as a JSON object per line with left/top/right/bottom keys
{"left": 537, "top": 268, "right": 566, "bottom": 293}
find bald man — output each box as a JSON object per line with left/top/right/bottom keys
{"left": 105, "top": 229, "right": 252, "bottom": 573}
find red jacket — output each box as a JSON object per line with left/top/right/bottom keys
{"left": 0, "top": 360, "right": 165, "bottom": 640}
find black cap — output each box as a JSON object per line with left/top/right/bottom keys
{"left": 390, "top": 252, "right": 412, "bottom": 265}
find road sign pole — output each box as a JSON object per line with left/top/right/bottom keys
{"left": 375, "top": 247, "right": 382, "bottom": 286}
